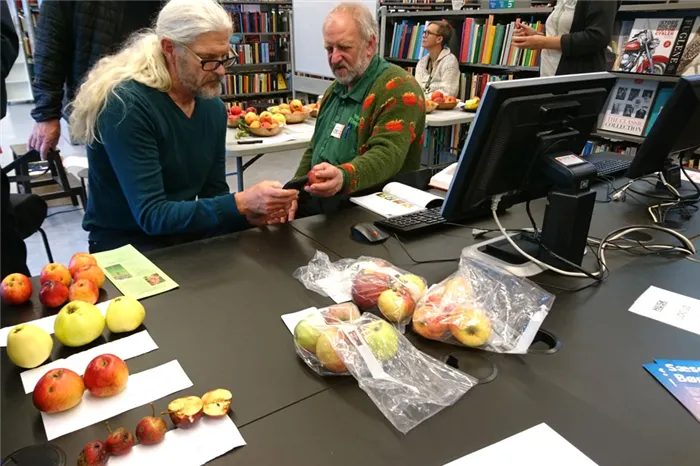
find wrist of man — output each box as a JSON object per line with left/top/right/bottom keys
{"left": 234, "top": 192, "right": 249, "bottom": 216}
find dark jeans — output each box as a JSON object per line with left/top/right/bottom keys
{"left": 1, "top": 172, "right": 30, "bottom": 279}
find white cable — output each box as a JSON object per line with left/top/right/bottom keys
{"left": 596, "top": 225, "right": 696, "bottom": 270}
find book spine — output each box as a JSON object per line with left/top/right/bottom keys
{"left": 666, "top": 16, "right": 695, "bottom": 76}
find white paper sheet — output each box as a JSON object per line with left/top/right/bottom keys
{"left": 628, "top": 286, "right": 700, "bottom": 336}
{"left": 41, "top": 360, "right": 193, "bottom": 441}
{"left": 21, "top": 330, "right": 158, "bottom": 394}
{"left": 0, "top": 300, "right": 112, "bottom": 347}
{"left": 280, "top": 307, "right": 321, "bottom": 334}
{"left": 443, "top": 423, "right": 598, "bottom": 466}
{"left": 315, "top": 275, "right": 353, "bottom": 304}
{"left": 109, "top": 415, "right": 246, "bottom": 466}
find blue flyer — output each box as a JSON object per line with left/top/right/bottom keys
{"left": 644, "top": 360, "right": 700, "bottom": 423}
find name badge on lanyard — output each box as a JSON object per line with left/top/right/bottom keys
{"left": 331, "top": 123, "right": 345, "bottom": 139}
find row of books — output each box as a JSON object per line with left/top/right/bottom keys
{"left": 599, "top": 78, "right": 673, "bottom": 137}
{"left": 581, "top": 141, "right": 639, "bottom": 158}
{"left": 224, "top": 6, "right": 289, "bottom": 33}
{"left": 458, "top": 17, "right": 543, "bottom": 67}
{"left": 389, "top": 20, "right": 429, "bottom": 60}
{"left": 232, "top": 39, "right": 290, "bottom": 64}
{"left": 609, "top": 16, "right": 700, "bottom": 76}
{"left": 457, "top": 72, "right": 513, "bottom": 100}
{"left": 221, "top": 72, "right": 289, "bottom": 95}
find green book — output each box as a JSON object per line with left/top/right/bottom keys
{"left": 472, "top": 24, "right": 484, "bottom": 64}
{"left": 490, "top": 24, "right": 505, "bottom": 65}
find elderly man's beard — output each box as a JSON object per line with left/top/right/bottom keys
{"left": 331, "top": 51, "right": 373, "bottom": 86}
{"left": 175, "top": 54, "right": 222, "bottom": 99}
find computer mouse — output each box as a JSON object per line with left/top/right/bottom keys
{"left": 350, "top": 223, "right": 390, "bottom": 244}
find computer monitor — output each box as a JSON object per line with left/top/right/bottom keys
{"left": 625, "top": 75, "right": 700, "bottom": 188}
{"left": 441, "top": 73, "right": 617, "bottom": 273}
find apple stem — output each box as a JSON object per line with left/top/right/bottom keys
{"left": 150, "top": 402, "right": 156, "bottom": 418}
{"left": 105, "top": 421, "right": 112, "bottom": 434}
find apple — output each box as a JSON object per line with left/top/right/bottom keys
{"left": 434, "top": 96, "right": 445, "bottom": 104}
{"left": 279, "top": 108, "right": 292, "bottom": 115}
{"left": 412, "top": 305, "right": 448, "bottom": 340}
{"left": 68, "top": 279, "right": 100, "bottom": 305}
{"left": 443, "top": 276, "right": 472, "bottom": 301}
{"left": 262, "top": 121, "right": 272, "bottom": 129}
{"left": 377, "top": 287, "right": 415, "bottom": 323}
{"left": 307, "top": 169, "right": 321, "bottom": 186}
{"left": 445, "top": 96, "right": 457, "bottom": 104}
{"left": 290, "top": 99, "right": 303, "bottom": 112}
{"left": 245, "top": 106, "right": 256, "bottom": 114}
{"left": 273, "top": 113, "right": 286, "bottom": 125}
{"left": 294, "top": 318, "right": 323, "bottom": 354}
{"left": 135, "top": 403, "right": 167, "bottom": 445}
{"left": 323, "top": 302, "right": 361, "bottom": 322}
{"left": 6, "top": 323, "right": 53, "bottom": 368}
{"left": 83, "top": 354, "right": 129, "bottom": 397}
{"left": 397, "top": 274, "right": 427, "bottom": 300}
{"left": 69, "top": 252, "right": 97, "bottom": 276}
{"left": 54, "top": 301, "right": 105, "bottom": 347}
{"left": 1, "top": 273, "right": 32, "bottom": 305}
{"left": 167, "top": 396, "right": 203, "bottom": 428}
{"left": 351, "top": 272, "right": 391, "bottom": 309}
{"left": 431, "top": 91, "right": 444, "bottom": 101}
{"left": 202, "top": 388, "right": 233, "bottom": 417}
{"left": 426, "top": 285, "right": 445, "bottom": 307}
{"left": 249, "top": 120, "right": 261, "bottom": 129}
{"left": 361, "top": 319, "right": 399, "bottom": 361}
{"left": 244, "top": 112, "right": 258, "bottom": 125}
{"left": 315, "top": 328, "right": 347, "bottom": 373}
{"left": 448, "top": 307, "right": 492, "bottom": 347}
{"left": 105, "top": 422, "right": 134, "bottom": 456}
{"left": 73, "top": 264, "right": 105, "bottom": 289}
{"left": 105, "top": 296, "right": 145, "bottom": 333}
{"left": 40, "top": 263, "right": 72, "bottom": 287}
{"left": 39, "top": 280, "right": 70, "bottom": 308}
{"left": 32, "top": 368, "right": 85, "bottom": 413}
{"left": 259, "top": 111, "right": 273, "bottom": 121}
{"left": 230, "top": 105, "right": 242, "bottom": 115}
{"left": 77, "top": 440, "right": 109, "bottom": 466}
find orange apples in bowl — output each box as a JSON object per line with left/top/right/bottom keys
{"left": 431, "top": 91, "right": 458, "bottom": 110}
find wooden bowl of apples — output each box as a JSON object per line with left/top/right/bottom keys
{"left": 244, "top": 111, "right": 285, "bottom": 137}
{"left": 248, "top": 125, "right": 283, "bottom": 137}
{"left": 429, "top": 91, "right": 458, "bottom": 110}
{"left": 227, "top": 104, "right": 250, "bottom": 128}
{"left": 425, "top": 101, "right": 438, "bottom": 114}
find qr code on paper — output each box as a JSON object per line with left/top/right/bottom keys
{"left": 652, "top": 300, "right": 668, "bottom": 312}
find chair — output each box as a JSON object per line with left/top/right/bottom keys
{"left": 8, "top": 193, "right": 54, "bottom": 263}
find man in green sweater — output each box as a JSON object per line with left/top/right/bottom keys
{"left": 69, "top": 0, "right": 298, "bottom": 252}
{"left": 294, "top": 3, "right": 426, "bottom": 216}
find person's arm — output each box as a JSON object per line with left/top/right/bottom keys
{"left": 414, "top": 55, "right": 429, "bottom": 89}
{"left": 560, "top": 0, "right": 619, "bottom": 57}
{"left": 339, "top": 76, "right": 426, "bottom": 193}
{"left": 30, "top": 1, "right": 71, "bottom": 122}
{"left": 1, "top": 2, "right": 19, "bottom": 80}
{"left": 293, "top": 84, "right": 334, "bottom": 178}
{"left": 99, "top": 92, "right": 244, "bottom": 236}
{"left": 440, "top": 54, "right": 460, "bottom": 98}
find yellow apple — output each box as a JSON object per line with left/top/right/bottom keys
{"left": 244, "top": 112, "right": 258, "bottom": 125}
{"left": 361, "top": 319, "right": 399, "bottom": 361}
{"left": 106, "top": 296, "right": 145, "bottom": 333}
{"left": 250, "top": 120, "right": 261, "bottom": 129}
{"left": 6, "top": 323, "right": 53, "bottom": 368}
{"left": 54, "top": 301, "right": 105, "bottom": 347}
{"left": 448, "top": 307, "right": 491, "bottom": 347}
{"left": 315, "top": 328, "right": 346, "bottom": 373}
{"left": 273, "top": 114, "right": 286, "bottom": 124}
{"left": 397, "top": 274, "right": 426, "bottom": 300}
{"left": 377, "top": 288, "right": 415, "bottom": 323}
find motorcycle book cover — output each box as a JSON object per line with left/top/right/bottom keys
{"left": 599, "top": 78, "right": 659, "bottom": 136}
{"left": 620, "top": 18, "right": 682, "bottom": 75}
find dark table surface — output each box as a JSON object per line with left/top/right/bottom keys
{"left": 2, "top": 187, "right": 699, "bottom": 465}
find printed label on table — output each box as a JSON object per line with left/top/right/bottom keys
{"left": 555, "top": 155, "right": 586, "bottom": 167}
{"left": 345, "top": 328, "right": 388, "bottom": 379}
{"left": 628, "top": 286, "right": 700, "bottom": 336}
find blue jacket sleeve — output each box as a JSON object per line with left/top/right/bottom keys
{"left": 97, "top": 94, "right": 245, "bottom": 236}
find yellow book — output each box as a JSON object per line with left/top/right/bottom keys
{"left": 484, "top": 25, "right": 496, "bottom": 65}
{"left": 408, "top": 24, "right": 418, "bottom": 59}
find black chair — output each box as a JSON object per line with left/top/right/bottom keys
{"left": 8, "top": 193, "right": 53, "bottom": 263}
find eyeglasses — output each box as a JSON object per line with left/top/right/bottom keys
{"left": 178, "top": 42, "right": 238, "bottom": 71}
{"left": 422, "top": 31, "right": 439, "bottom": 38}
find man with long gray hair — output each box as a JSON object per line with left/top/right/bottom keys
{"left": 294, "top": 2, "right": 425, "bottom": 216}
{"left": 70, "top": 0, "right": 298, "bottom": 253}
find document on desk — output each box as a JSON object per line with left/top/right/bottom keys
{"left": 280, "top": 307, "right": 322, "bottom": 334}
{"left": 443, "top": 423, "right": 598, "bottom": 466}
{"left": 350, "top": 182, "right": 443, "bottom": 218}
{"left": 644, "top": 359, "right": 700, "bottom": 423}
{"left": 41, "top": 360, "right": 192, "bottom": 440}
{"left": 93, "top": 244, "right": 178, "bottom": 299}
{"left": 109, "top": 415, "right": 245, "bottom": 465}
{"left": 20, "top": 330, "right": 158, "bottom": 394}
{"left": 628, "top": 286, "right": 700, "bottom": 336}
{"left": 0, "top": 300, "right": 111, "bottom": 347}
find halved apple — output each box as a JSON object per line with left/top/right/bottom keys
{"left": 202, "top": 389, "right": 233, "bottom": 417}
{"left": 167, "top": 396, "right": 203, "bottom": 428}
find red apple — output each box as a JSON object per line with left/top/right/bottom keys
{"left": 77, "top": 440, "right": 109, "bottom": 466}
{"left": 105, "top": 422, "right": 134, "bottom": 456}
{"left": 230, "top": 105, "right": 242, "bottom": 115}
{"left": 32, "top": 368, "right": 85, "bottom": 413}
{"left": 431, "top": 91, "right": 444, "bottom": 101}
{"left": 69, "top": 252, "right": 97, "bottom": 276}
{"left": 1, "top": 273, "right": 33, "bottom": 305}
{"left": 69, "top": 279, "right": 100, "bottom": 305}
{"left": 40, "top": 263, "right": 72, "bottom": 287}
{"left": 377, "top": 287, "right": 415, "bottom": 323}
{"left": 202, "top": 389, "right": 233, "bottom": 417}
{"left": 245, "top": 107, "right": 256, "bottom": 114}
{"left": 39, "top": 280, "right": 69, "bottom": 308}
{"left": 351, "top": 272, "right": 391, "bottom": 309}
{"left": 412, "top": 304, "right": 449, "bottom": 340}
{"left": 73, "top": 264, "right": 105, "bottom": 289}
{"left": 323, "top": 302, "right": 361, "bottom": 322}
{"left": 307, "top": 170, "right": 321, "bottom": 186}
{"left": 167, "top": 396, "right": 203, "bottom": 428}
{"left": 135, "top": 403, "right": 167, "bottom": 445}
{"left": 83, "top": 354, "right": 129, "bottom": 397}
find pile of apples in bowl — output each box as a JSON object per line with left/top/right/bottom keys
{"left": 427, "top": 91, "right": 458, "bottom": 110}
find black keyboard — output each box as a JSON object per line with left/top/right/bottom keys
{"left": 375, "top": 206, "right": 446, "bottom": 234}
{"left": 592, "top": 158, "right": 631, "bottom": 177}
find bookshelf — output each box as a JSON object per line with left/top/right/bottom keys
{"left": 5, "top": 0, "right": 36, "bottom": 103}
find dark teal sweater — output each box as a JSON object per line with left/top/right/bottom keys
{"left": 82, "top": 80, "right": 247, "bottom": 244}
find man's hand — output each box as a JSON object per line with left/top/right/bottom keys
{"left": 305, "top": 163, "right": 343, "bottom": 198}
{"left": 234, "top": 180, "right": 298, "bottom": 219}
{"left": 28, "top": 120, "right": 61, "bottom": 159}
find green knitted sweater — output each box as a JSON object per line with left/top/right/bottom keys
{"left": 294, "top": 63, "right": 426, "bottom": 193}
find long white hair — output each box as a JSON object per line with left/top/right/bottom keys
{"left": 69, "top": 0, "right": 232, "bottom": 145}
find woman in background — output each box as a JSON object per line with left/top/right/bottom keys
{"left": 512, "top": 0, "right": 619, "bottom": 77}
{"left": 415, "top": 21, "right": 460, "bottom": 97}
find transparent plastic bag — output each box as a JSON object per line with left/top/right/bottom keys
{"left": 412, "top": 251, "right": 555, "bottom": 354}
{"left": 292, "top": 312, "right": 476, "bottom": 433}
{"left": 294, "top": 251, "right": 428, "bottom": 331}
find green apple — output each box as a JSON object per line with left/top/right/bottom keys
{"left": 106, "top": 296, "right": 145, "bottom": 333}
{"left": 54, "top": 301, "right": 105, "bottom": 347}
{"left": 6, "top": 323, "right": 53, "bottom": 368}
{"left": 361, "top": 320, "right": 399, "bottom": 361}
{"left": 294, "top": 318, "right": 323, "bottom": 354}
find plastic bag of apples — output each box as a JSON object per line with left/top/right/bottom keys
{"left": 293, "top": 251, "right": 428, "bottom": 332}
{"left": 293, "top": 309, "right": 477, "bottom": 433}
{"left": 412, "top": 251, "right": 555, "bottom": 354}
